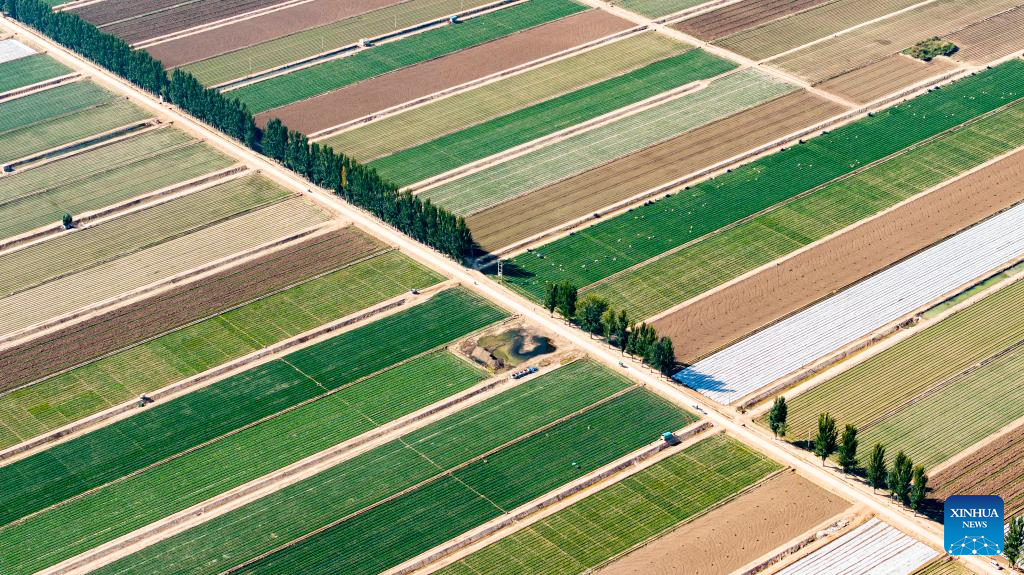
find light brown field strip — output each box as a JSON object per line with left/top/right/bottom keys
{"left": 930, "top": 423, "right": 1024, "bottom": 518}
{"left": 146, "top": 0, "right": 404, "bottom": 68}
{"left": 254, "top": 9, "right": 633, "bottom": 133}
{"left": 671, "top": 0, "right": 832, "bottom": 42}
{"left": 816, "top": 54, "right": 955, "bottom": 105}
{"left": 652, "top": 145, "right": 1024, "bottom": 364}
{"left": 594, "top": 471, "right": 850, "bottom": 575}
{"left": 467, "top": 91, "right": 844, "bottom": 252}
{"left": 949, "top": 5, "right": 1024, "bottom": 64}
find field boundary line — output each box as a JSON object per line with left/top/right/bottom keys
{"left": 581, "top": 84, "right": 1024, "bottom": 303}
{"left": 0, "top": 118, "right": 159, "bottom": 174}
{"left": 0, "top": 282, "right": 449, "bottom": 465}
{"left": 930, "top": 414, "right": 1024, "bottom": 478}
{"left": 134, "top": 0, "right": 321, "bottom": 49}
{"left": 0, "top": 72, "right": 80, "bottom": 103}
{"left": 308, "top": 25, "right": 648, "bottom": 140}
{"left": 216, "top": 0, "right": 528, "bottom": 91}
{"left": 37, "top": 354, "right": 549, "bottom": 575}
{"left": 393, "top": 421, "right": 716, "bottom": 575}
{"left": 0, "top": 164, "right": 247, "bottom": 253}
{"left": 221, "top": 378, "right": 643, "bottom": 575}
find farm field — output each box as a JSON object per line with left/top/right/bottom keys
{"left": 769, "top": 0, "right": 1023, "bottom": 83}
{"left": 89, "top": 0, "right": 291, "bottom": 44}
{"left": 178, "top": 0, "right": 499, "bottom": 86}
{"left": 675, "top": 198, "right": 1024, "bottom": 405}
{"left": 949, "top": 6, "right": 1024, "bottom": 63}
{"left": 88, "top": 361, "right": 690, "bottom": 575}
{"left": 0, "top": 38, "right": 33, "bottom": 63}
{"left": 367, "top": 48, "right": 732, "bottom": 187}
{"left": 0, "top": 191, "right": 327, "bottom": 337}
{"left": 321, "top": 32, "right": 688, "bottom": 163}
{"left": 595, "top": 471, "right": 849, "bottom": 575}
{"left": 0, "top": 351, "right": 489, "bottom": 575}
{"left": 930, "top": 423, "right": 1024, "bottom": 518}
{"left": 615, "top": 0, "right": 705, "bottom": 18}
{"left": 0, "top": 248, "right": 442, "bottom": 447}
{"left": 501, "top": 60, "right": 1024, "bottom": 301}
{"left": 911, "top": 559, "right": 975, "bottom": 575}
{"left": 436, "top": 434, "right": 783, "bottom": 575}
{"left": 421, "top": 70, "right": 787, "bottom": 216}
{"left": 0, "top": 128, "right": 236, "bottom": 240}
{"left": 232, "top": 0, "right": 592, "bottom": 113}
{"left": 715, "top": 0, "right": 924, "bottom": 60}
{"left": 0, "top": 80, "right": 118, "bottom": 136}
{"left": 470, "top": 90, "right": 840, "bottom": 251}
{"left": 602, "top": 99, "right": 1024, "bottom": 356}
{"left": 250, "top": 8, "right": 634, "bottom": 133}
{"left": 672, "top": 0, "right": 832, "bottom": 41}
{"left": 779, "top": 273, "right": 1024, "bottom": 468}
{"left": 774, "top": 519, "right": 936, "bottom": 575}
{"left": 0, "top": 53, "right": 69, "bottom": 94}
{"left": 816, "top": 55, "right": 955, "bottom": 105}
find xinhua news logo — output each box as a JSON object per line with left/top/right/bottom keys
{"left": 945, "top": 495, "right": 1005, "bottom": 556}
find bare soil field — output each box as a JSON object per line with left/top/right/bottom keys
{"left": 930, "top": 423, "right": 1024, "bottom": 518}
{"left": 147, "top": 0, "right": 403, "bottom": 68}
{"left": 467, "top": 91, "right": 844, "bottom": 252}
{"left": 0, "top": 228, "right": 383, "bottom": 393}
{"left": 103, "top": 0, "right": 293, "bottom": 44}
{"left": 949, "top": 6, "right": 1024, "bottom": 64}
{"left": 595, "top": 471, "right": 850, "bottom": 575}
{"left": 671, "top": 0, "right": 831, "bottom": 42}
{"left": 652, "top": 144, "right": 1024, "bottom": 363}
{"left": 73, "top": 0, "right": 192, "bottom": 27}
{"left": 255, "top": 9, "right": 632, "bottom": 133}
{"left": 817, "top": 54, "right": 955, "bottom": 105}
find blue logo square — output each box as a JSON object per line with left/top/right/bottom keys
{"left": 945, "top": 495, "right": 1005, "bottom": 556}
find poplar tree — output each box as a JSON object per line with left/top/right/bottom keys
{"left": 866, "top": 443, "right": 887, "bottom": 492}
{"left": 837, "top": 424, "right": 859, "bottom": 473}
{"left": 814, "top": 413, "right": 838, "bottom": 465}
{"left": 767, "top": 397, "right": 788, "bottom": 438}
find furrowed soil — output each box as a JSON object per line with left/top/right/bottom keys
{"left": 595, "top": 471, "right": 850, "bottom": 575}
{"left": 72, "top": 0, "right": 189, "bottom": 27}
{"left": 101, "top": 0, "right": 293, "bottom": 44}
{"left": 255, "top": 9, "right": 632, "bottom": 133}
{"left": 0, "top": 228, "right": 383, "bottom": 393}
{"left": 929, "top": 423, "right": 1024, "bottom": 519}
{"left": 671, "top": 0, "right": 831, "bottom": 42}
{"left": 147, "top": 0, "right": 403, "bottom": 68}
{"left": 817, "top": 54, "right": 955, "bottom": 105}
{"left": 653, "top": 144, "right": 1024, "bottom": 363}
{"left": 949, "top": 6, "right": 1024, "bottom": 64}
{"left": 468, "top": 91, "right": 844, "bottom": 252}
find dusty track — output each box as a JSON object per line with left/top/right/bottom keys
{"left": 468, "top": 90, "right": 843, "bottom": 252}
{"left": 147, "top": 0, "right": 403, "bottom": 67}
{"left": 594, "top": 471, "right": 850, "bottom": 575}
{"left": 652, "top": 144, "right": 1024, "bottom": 363}
{"left": 255, "top": 9, "right": 632, "bottom": 132}
{"left": 817, "top": 54, "right": 956, "bottom": 105}
{"left": 670, "top": 0, "right": 830, "bottom": 41}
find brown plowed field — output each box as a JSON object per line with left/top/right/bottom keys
{"left": 467, "top": 91, "right": 845, "bottom": 252}
{"left": 103, "top": 0, "right": 294, "bottom": 44}
{"left": 73, "top": 0, "right": 192, "bottom": 27}
{"left": 595, "top": 471, "right": 850, "bottom": 575}
{"left": 817, "top": 54, "right": 955, "bottom": 105}
{"left": 148, "top": 0, "right": 404, "bottom": 68}
{"left": 255, "top": 9, "right": 633, "bottom": 133}
{"left": 652, "top": 145, "right": 1024, "bottom": 364}
{"left": 0, "top": 228, "right": 384, "bottom": 393}
{"left": 671, "top": 0, "right": 831, "bottom": 42}
{"left": 949, "top": 6, "right": 1024, "bottom": 64}
{"left": 930, "top": 423, "right": 1024, "bottom": 518}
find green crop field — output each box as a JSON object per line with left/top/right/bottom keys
{"left": 0, "top": 250, "right": 442, "bottom": 447}
{"left": 0, "top": 54, "right": 69, "bottom": 94}
{"left": 438, "top": 434, "right": 780, "bottom": 575}
{"left": 0, "top": 130, "right": 235, "bottom": 240}
{"left": 587, "top": 100, "right": 1024, "bottom": 319}
{"left": 323, "top": 33, "right": 688, "bottom": 163}
{"left": 231, "top": 0, "right": 586, "bottom": 114}
{"left": 89, "top": 361, "right": 691, "bottom": 575}
{"left": 0, "top": 174, "right": 289, "bottom": 296}
{"left": 0, "top": 351, "right": 486, "bottom": 575}
{"left": 421, "top": 69, "right": 789, "bottom": 216}
{"left": 369, "top": 49, "right": 733, "bottom": 187}
{"left": 183, "top": 0, "right": 500, "bottom": 86}
{"left": 0, "top": 98, "right": 150, "bottom": 164}
{"left": 778, "top": 278, "right": 1024, "bottom": 469}
{"left": 503, "top": 59, "right": 1024, "bottom": 301}
{"left": 0, "top": 81, "right": 114, "bottom": 134}
{"left": 616, "top": 0, "right": 706, "bottom": 18}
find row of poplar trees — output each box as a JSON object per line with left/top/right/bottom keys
{"left": 1, "top": 0, "right": 474, "bottom": 260}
